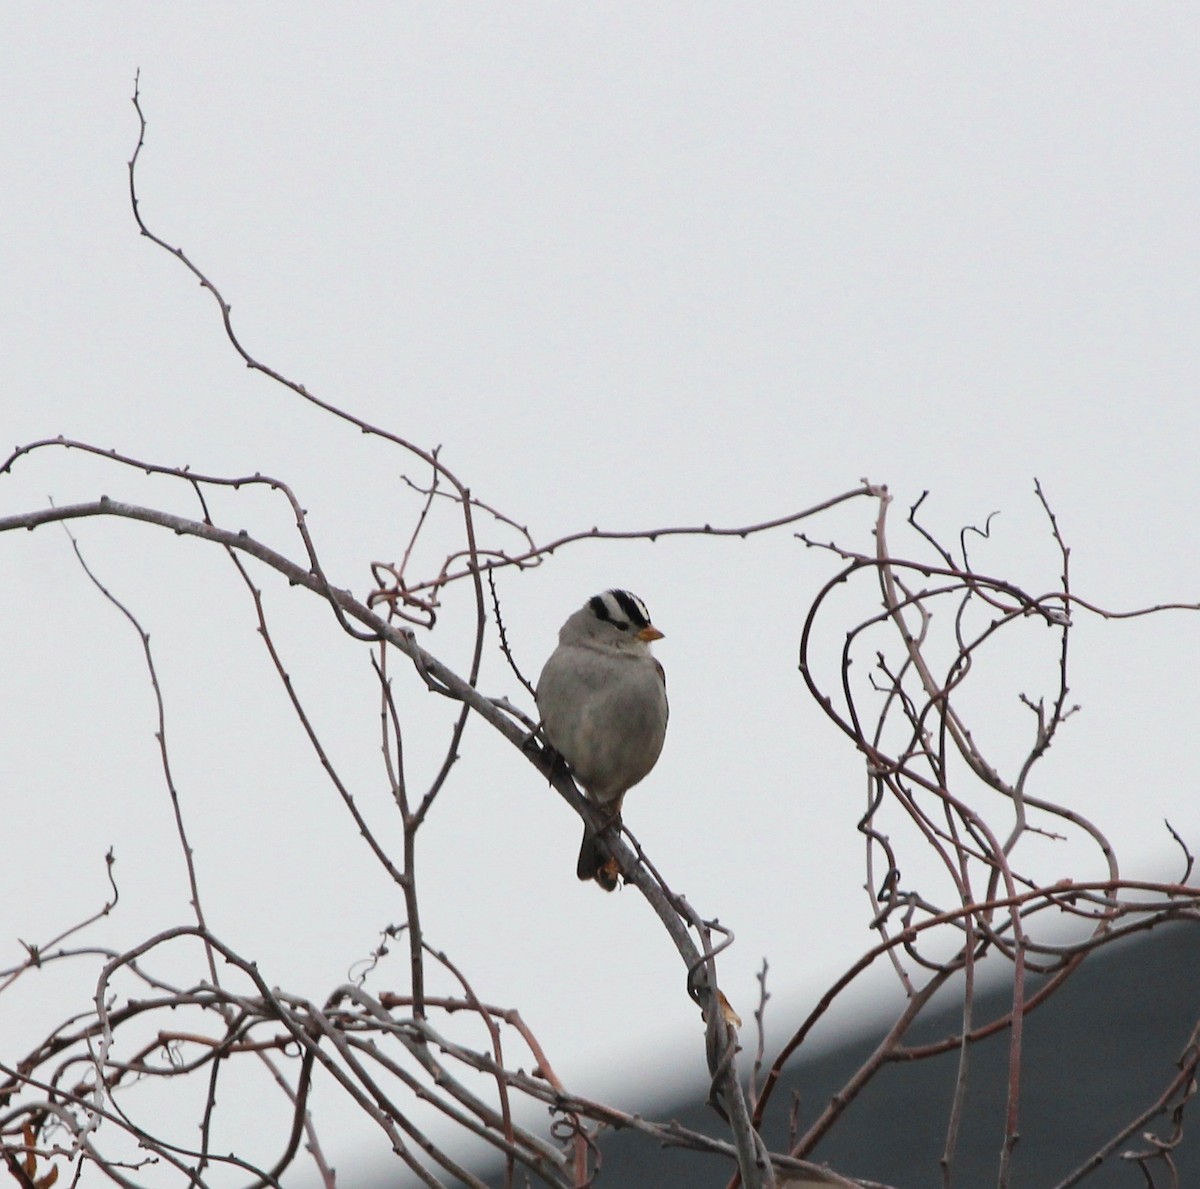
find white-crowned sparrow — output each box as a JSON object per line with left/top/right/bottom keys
{"left": 536, "top": 590, "right": 669, "bottom": 890}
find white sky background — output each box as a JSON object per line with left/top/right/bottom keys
{"left": 2, "top": 5, "right": 1199, "bottom": 1185}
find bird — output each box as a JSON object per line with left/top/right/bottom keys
{"left": 535, "top": 589, "right": 669, "bottom": 890}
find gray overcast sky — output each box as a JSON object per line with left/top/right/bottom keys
{"left": 3, "top": 5, "right": 1199, "bottom": 1184}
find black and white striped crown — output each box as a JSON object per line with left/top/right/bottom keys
{"left": 587, "top": 589, "right": 652, "bottom": 631}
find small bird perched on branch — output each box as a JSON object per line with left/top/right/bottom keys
{"left": 536, "top": 590, "right": 669, "bottom": 890}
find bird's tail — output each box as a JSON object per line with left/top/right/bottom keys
{"left": 577, "top": 818, "right": 621, "bottom": 892}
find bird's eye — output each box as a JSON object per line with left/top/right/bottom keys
{"left": 614, "top": 622, "right": 630, "bottom": 632}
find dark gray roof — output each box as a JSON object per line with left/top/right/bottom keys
{"left": 478, "top": 922, "right": 1199, "bottom": 1187}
